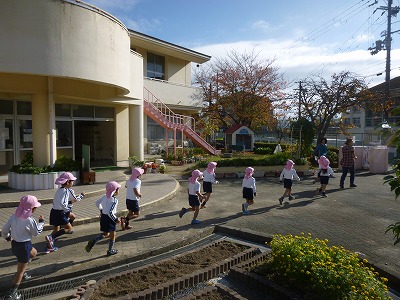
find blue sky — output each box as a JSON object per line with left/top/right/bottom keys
{"left": 85, "top": 0, "right": 400, "bottom": 88}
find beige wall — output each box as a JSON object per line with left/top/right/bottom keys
{"left": 115, "top": 106, "right": 130, "bottom": 167}
{"left": 0, "top": 0, "right": 131, "bottom": 96}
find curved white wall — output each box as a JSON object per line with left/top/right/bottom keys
{"left": 0, "top": 0, "right": 131, "bottom": 95}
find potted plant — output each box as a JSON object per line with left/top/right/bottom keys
{"left": 159, "top": 164, "right": 166, "bottom": 174}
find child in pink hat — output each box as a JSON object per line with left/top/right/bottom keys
{"left": 122, "top": 167, "right": 144, "bottom": 230}
{"left": 201, "top": 162, "right": 219, "bottom": 208}
{"left": 279, "top": 160, "right": 300, "bottom": 205}
{"left": 45, "top": 172, "right": 85, "bottom": 253}
{"left": 2, "top": 195, "right": 44, "bottom": 300}
{"left": 241, "top": 167, "right": 257, "bottom": 214}
{"left": 315, "top": 156, "right": 335, "bottom": 197}
{"left": 85, "top": 181, "right": 121, "bottom": 256}
{"left": 179, "top": 169, "right": 205, "bottom": 224}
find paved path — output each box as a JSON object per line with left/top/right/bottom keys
{"left": 0, "top": 170, "right": 399, "bottom": 299}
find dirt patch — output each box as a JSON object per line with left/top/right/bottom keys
{"left": 89, "top": 241, "right": 249, "bottom": 300}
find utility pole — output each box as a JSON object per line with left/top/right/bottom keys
{"left": 368, "top": 0, "right": 400, "bottom": 122}
{"left": 298, "top": 81, "right": 302, "bottom": 120}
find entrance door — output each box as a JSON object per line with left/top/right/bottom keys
{"left": 74, "top": 120, "right": 115, "bottom": 167}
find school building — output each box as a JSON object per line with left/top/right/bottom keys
{"left": 0, "top": 0, "right": 218, "bottom": 176}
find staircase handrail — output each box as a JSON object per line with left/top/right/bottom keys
{"left": 143, "top": 87, "right": 195, "bottom": 131}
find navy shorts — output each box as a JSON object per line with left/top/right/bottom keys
{"left": 242, "top": 187, "right": 254, "bottom": 200}
{"left": 100, "top": 214, "right": 117, "bottom": 232}
{"left": 283, "top": 179, "right": 293, "bottom": 189}
{"left": 49, "top": 208, "right": 70, "bottom": 226}
{"left": 203, "top": 181, "right": 213, "bottom": 193}
{"left": 320, "top": 176, "right": 329, "bottom": 185}
{"left": 188, "top": 194, "right": 200, "bottom": 207}
{"left": 11, "top": 240, "right": 32, "bottom": 263}
{"left": 126, "top": 199, "right": 140, "bottom": 212}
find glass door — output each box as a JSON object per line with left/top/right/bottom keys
{"left": 17, "top": 119, "right": 33, "bottom": 165}
{"left": 0, "top": 118, "right": 14, "bottom": 175}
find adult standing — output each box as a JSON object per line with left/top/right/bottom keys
{"left": 339, "top": 138, "right": 357, "bottom": 188}
{"left": 313, "top": 137, "right": 328, "bottom": 158}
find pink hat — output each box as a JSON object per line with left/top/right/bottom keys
{"left": 130, "top": 167, "right": 144, "bottom": 181}
{"left": 318, "top": 156, "right": 330, "bottom": 169}
{"left": 206, "top": 162, "right": 217, "bottom": 174}
{"left": 284, "top": 160, "right": 295, "bottom": 171}
{"left": 244, "top": 167, "right": 254, "bottom": 179}
{"left": 55, "top": 172, "right": 77, "bottom": 185}
{"left": 15, "top": 195, "right": 41, "bottom": 219}
{"left": 189, "top": 169, "right": 203, "bottom": 184}
{"left": 106, "top": 181, "right": 121, "bottom": 198}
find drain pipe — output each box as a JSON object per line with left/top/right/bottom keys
{"left": 48, "top": 77, "right": 56, "bottom": 166}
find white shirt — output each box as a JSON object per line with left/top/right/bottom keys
{"left": 2, "top": 215, "right": 44, "bottom": 242}
{"left": 319, "top": 167, "right": 335, "bottom": 177}
{"left": 126, "top": 178, "right": 141, "bottom": 201}
{"left": 188, "top": 181, "right": 201, "bottom": 196}
{"left": 203, "top": 170, "right": 216, "bottom": 183}
{"left": 53, "top": 188, "right": 83, "bottom": 213}
{"left": 242, "top": 177, "right": 256, "bottom": 193}
{"left": 95, "top": 195, "right": 118, "bottom": 222}
{"left": 280, "top": 169, "right": 300, "bottom": 181}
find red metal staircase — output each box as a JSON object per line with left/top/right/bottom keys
{"left": 143, "top": 87, "right": 220, "bottom": 155}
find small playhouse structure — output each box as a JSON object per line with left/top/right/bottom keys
{"left": 224, "top": 124, "right": 254, "bottom": 151}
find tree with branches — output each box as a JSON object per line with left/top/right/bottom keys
{"left": 194, "top": 48, "right": 287, "bottom": 132}
{"left": 294, "top": 71, "right": 373, "bottom": 142}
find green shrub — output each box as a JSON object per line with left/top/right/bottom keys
{"left": 9, "top": 153, "right": 80, "bottom": 174}
{"left": 255, "top": 233, "right": 389, "bottom": 299}
{"left": 254, "top": 147, "right": 273, "bottom": 155}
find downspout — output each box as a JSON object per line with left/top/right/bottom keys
{"left": 48, "top": 77, "right": 56, "bottom": 166}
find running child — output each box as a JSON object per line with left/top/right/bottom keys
{"left": 201, "top": 162, "right": 219, "bottom": 208}
{"left": 45, "top": 172, "right": 85, "bottom": 253}
{"left": 315, "top": 156, "right": 335, "bottom": 197}
{"left": 241, "top": 167, "right": 257, "bottom": 215}
{"left": 2, "top": 195, "right": 44, "bottom": 300}
{"left": 279, "top": 160, "right": 300, "bottom": 205}
{"left": 85, "top": 181, "right": 121, "bottom": 256}
{"left": 121, "top": 167, "right": 144, "bottom": 230}
{"left": 179, "top": 169, "right": 205, "bottom": 224}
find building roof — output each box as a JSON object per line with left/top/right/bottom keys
{"left": 128, "top": 29, "right": 211, "bottom": 64}
{"left": 370, "top": 75, "right": 400, "bottom": 97}
{"left": 224, "top": 124, "right": 248, "bottom": 134}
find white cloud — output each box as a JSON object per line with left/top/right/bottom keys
{"left": 251, "top": 20, "right": 271, "bottom": 33}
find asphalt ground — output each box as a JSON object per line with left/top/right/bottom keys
{"left": 0, "top": 169, "right": 399, "bottom": 299}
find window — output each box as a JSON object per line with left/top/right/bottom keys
{"left": 147, "top": 52, "right": 165, "bottom": 80}
{"left": 56, "top": 121, "right": 73, "bottom": 147}
{"left": 17, "top": 101, "right": 31, "bottom": 115}
{"left": 0, "top": 100, "right": 13, "bottom": 114}
{"left": 95, "top": 107, "right": 114, "bottom": 119}
{"left": 353, "top": 117, "right": 361, "bottom": 127}
{"left": 56, "top": 104, "right": 71, "bottom": 117}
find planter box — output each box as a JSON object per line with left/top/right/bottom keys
{"left": 253, "top": 171, "right": 265, "bottom": 178}
{"left": 8, "top": 171, "right": 80, "bottom": 191}
{"left": 224, "top": 172, "right": 237, "bottom": 178}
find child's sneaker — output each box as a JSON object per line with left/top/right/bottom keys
{"left": 279, "top": 197, "right": 284, "bottom": 205}
{"left": 107, "top": 249, "right": 118, "bottom": 256}
{"left": 43, "top": 246, "right": 58, "bottom": 254}
{"left": 312, "top": 179, "right": 318, "bottom": 184}
{"left": 120, "top": 217, "right": 125, "bottom": 230}
{"left": 179, "top": 208, "right": 187, "bottom": 218}
{"left": 288, "top": 195, "right": 295, "bottom": 200}
{"left": 22, "top": 272, "right": 31, "bottom": 281}
{"left": 242, "top": 210, "right": 251, "bottom": 215}
{"left": 5, "top": 291, "right": 22, "bottom": 300}
{"left": 45, "top": 234, "right": 54, "bottom": 248}
{"left": 85, "top": 240, "right": 95, "bottom": 253}
{"left": 322, "top": 192, "right": 327, "bottom": 197}
{"left": 201, "top": 201, "right": 207, "bottom": 208}
{"left": 125, "top": 225, "right": 133, "bottom": 230}
{"left": 191, "top": 219, "right": 201, "bottom": 225}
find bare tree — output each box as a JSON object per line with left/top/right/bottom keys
{"left": 194, "top": 48, "right": 287, "bottom": 131}
{"left": 296, "top": 71, "right": 372, "bottom": 142}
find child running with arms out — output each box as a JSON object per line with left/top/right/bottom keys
{"left": 45, "top": 172, "right": 85, "bottom": 253}
{"left": 279, "top": 160, "right": 300, "bottom": 205}
{"left": 85, "top": 181, "right": 121, "bottom": 256}
{"left": 121, "top": 167, "right": 144, "bottom": 230}
{"left": 315, "top": 156, "right": 335, "bottom": 197}
{"left": 201, "top": 162, "right": 219, "bottom": 208}
{"left": 242, "top": 167, "right": 256, "bottom": 215}
{"left": 179, "top": 169, "right": 205, "bottom": 224}
{"left": 2, "top": 195, "right": 44, "bottom": 300}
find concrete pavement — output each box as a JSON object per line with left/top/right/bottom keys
{"left": 0, "top": 169, "right": 399, "bottom": 299}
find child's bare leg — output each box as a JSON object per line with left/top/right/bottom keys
{"left": 193, "top": 207, "right": 200, "bottom": 220}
